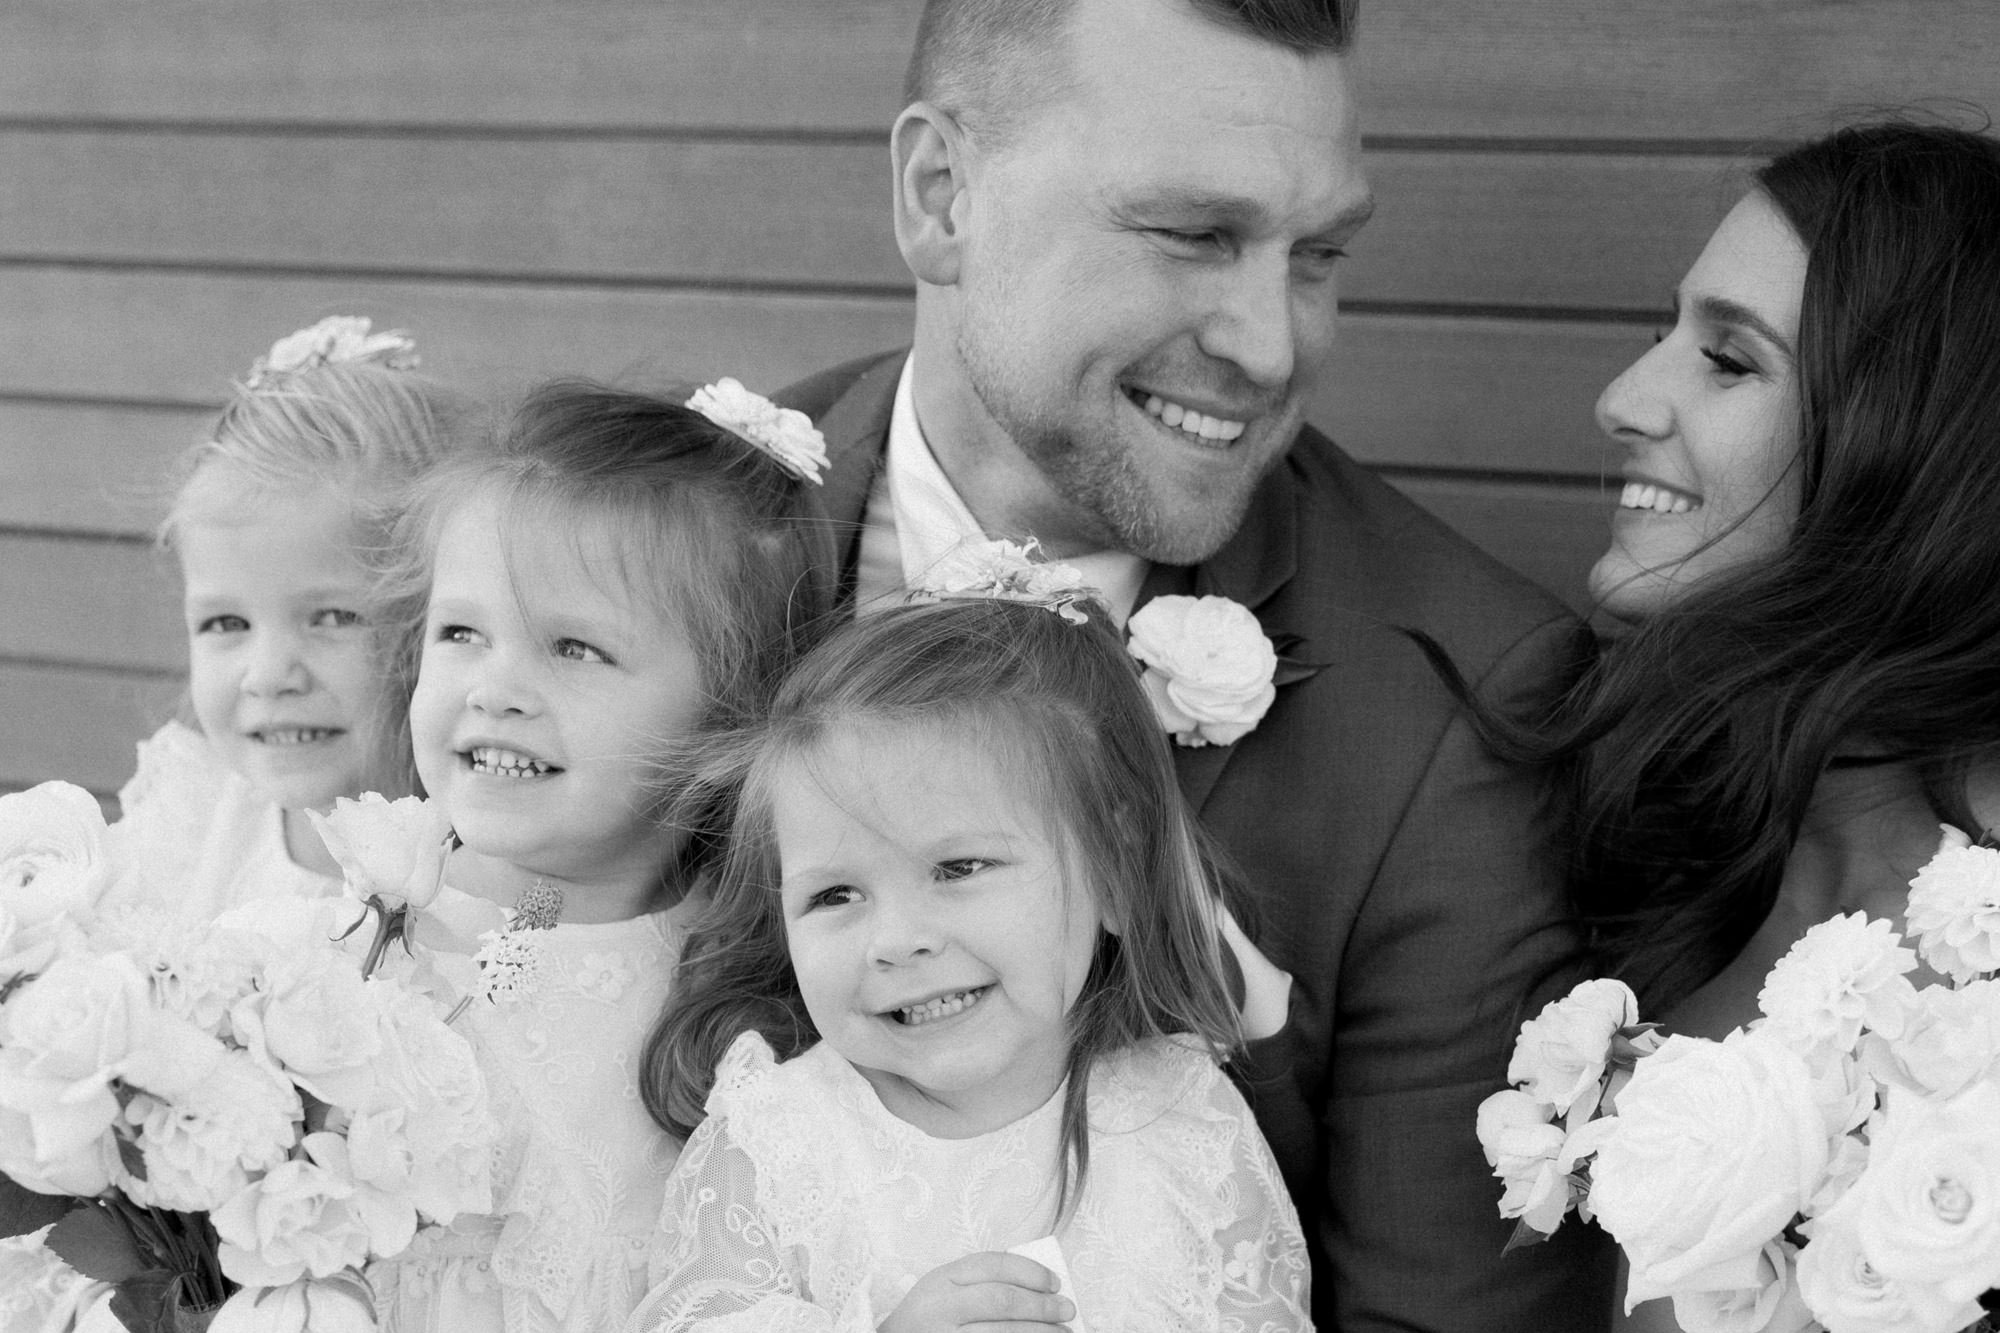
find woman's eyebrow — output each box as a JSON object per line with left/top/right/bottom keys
{"left": 1675, "top": 291, "right": 1798, "bottom": 363}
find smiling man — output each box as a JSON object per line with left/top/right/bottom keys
{"left": 782, "top": 0, "right": 1610, "bottom": 1327}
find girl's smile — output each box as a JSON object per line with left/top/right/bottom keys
{"left": 774, "top": 719, "right": 1103, "bottom": 1140}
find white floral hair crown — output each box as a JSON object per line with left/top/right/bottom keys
{"left": 909, "top": 536, "right": 1099, "bottom": 625}
{"left": 685, "top": 377, "right": 829, "bottom": 485}
{"left": 245, "top": 315, "right": 419, "bottom": 389}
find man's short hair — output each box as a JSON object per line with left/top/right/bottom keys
{"left": 904, "top": 0, "right": 1359, "bottom": 143}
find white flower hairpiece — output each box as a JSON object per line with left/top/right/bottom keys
{"left": 910, "top": 536, "right": 1098, "bottom": 625}
{"left": 245, "top": 315, "right": 419, "bottom": 389}
{"left": 686, "top": 377, "right": 829, "bottom": 485}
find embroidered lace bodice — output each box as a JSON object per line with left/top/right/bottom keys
{"left": 628, "top": 1031, "right": 1312, "bottom": 1333}
{"left": 372, "top": 888, "right": 688, "bottom": 1333}
{"left": 103, "top": 721, "right": 340, "bottom": 916}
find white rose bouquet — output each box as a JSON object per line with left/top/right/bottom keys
{"left": 0, "top": 783, "right": 496, "bottom": 1332}
{"left": 1476, "top": 825, "right": 2000, "bottom": 1333}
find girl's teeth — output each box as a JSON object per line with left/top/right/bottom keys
{"left": 897, "top": 987, "right": 985, "bottom": 1026}
{"left": 1618, "top": 481, "right": 1698, "bottom": 515}
{"left": 258, "top": 728, "right": 338, "bottom": 746}
{"left": 1140, "top": 393, "right": 1247, "bottom": 442}
{"left": 470, "top": 746, "right": 555, "bottom": 778}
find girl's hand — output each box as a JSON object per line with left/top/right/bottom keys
{"left": 879, "top": 1251, "right": 1075, "bottom": 1331}
{"left": 1219, "top": 903, "right": 1294, "bottom": 1041}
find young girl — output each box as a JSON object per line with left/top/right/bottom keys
{"left": 109, "top": 316, "right": 471, "bottom": 918}
{"left": 369, "top": 379, "right": 836, "bottom": 1333}
{"left": 631, "top": 594, "right": 1311, "bottom": 1332}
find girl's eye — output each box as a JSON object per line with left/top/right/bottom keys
{"left": 435, "top": 623, "right": 482, "bottom": 646}
{"left": 807, "top": 885, "right": 859, "bottom": 910}
{"left": 311, "top": 608, "right": 366, "bottom": 630}
{"left": 1701, "top": 346, "right": 1756, "bottom": 377}
{"left": 196, "top": 614, "right": 250, "bottom": 635}
{"left": 935, "top": 857, "right": 997, "bottom": 882}
{"left": 553, "top": 638, "right": 610, "bottom": 665}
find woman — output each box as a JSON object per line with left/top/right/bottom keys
{"left": 1547, "top": 118, "right": 2000, "bottom": 1332}
{"left": 1561, "top": 118, "right": 2000, "bottom": 1033}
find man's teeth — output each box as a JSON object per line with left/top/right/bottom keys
{"left": 1620, "top": 482, "right": 1699, "bottom": 515}
{"left": 1141, "top": 394, "right": 1246, "bottom": 442}
{"left": 255, "top": 728, "right": 340, "bottom": 746}
{"left": 469, "top": 746, "right": 555, "bottom": 778}
{"left": 896, "top": 987, "right": 986, "bottom": 1026}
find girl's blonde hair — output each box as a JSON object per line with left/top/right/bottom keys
{"left": 164, "top": 354, "right": 477, "bottom": 794}
{"left": 643, "top": 597, "right": 1245, "bottom": 1214}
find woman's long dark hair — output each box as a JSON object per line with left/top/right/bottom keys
{"left": 1522, "top": 121, "right": 2000, "bottom": 1011}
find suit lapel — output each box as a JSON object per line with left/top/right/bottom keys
{"left": 814, "top": 352, "right": 904, "bottom": 600}
{"left": 1150, "top": 464, "right": 1303, "bottom": 816}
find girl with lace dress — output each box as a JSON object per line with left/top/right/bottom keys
{"left": 109, "top": 316, "right": 473, "bottom": 918}
{"left": 367, "top": 379, "right": 836, "bottom": 1333}
{"left": 629, "top": 594, "right": 1313, "bottom": 1333}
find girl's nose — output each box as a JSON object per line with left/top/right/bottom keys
{"left": 465, "top": 656, "right": 538, "bottom": 717}
{"left": 868, "top": 892, "right": 943, "bottom": 966}
{"left": 240, "top": 632, "right": 311, "bottom": 697}
{"left": 1595, "top": 337, "right": 1675, "bottom": 445}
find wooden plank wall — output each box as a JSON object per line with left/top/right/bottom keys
{"left": 1, "top": 0, "right": 1994, "bottom": 800}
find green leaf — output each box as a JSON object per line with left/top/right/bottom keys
{"left": 107, "top": 1270, "right": 176, "bottom": 1333}
{"left": 116, "top": 1131, "right": 149, "bottom": 1182}
{"left": 1500, "top": 1217, "right": 1551, "bottom": 1254}
{"left": 46, "top": 1203, "right": 151, "bottom": 1283}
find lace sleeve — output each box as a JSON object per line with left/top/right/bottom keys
{"left": 1212, "top": 1080, "right": 1315, "bottom": 1333}
{"left": 629, "top": 1114, "right": 875, "bottom": 1333}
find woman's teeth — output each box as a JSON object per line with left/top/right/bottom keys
{"left": 1620, "top": 482, "right": 1699, "bottom": 515}
{"left": 254, "top": 728, "right": 340, "bottom": 746}
{"left": 1141, "top": 393, "right": 1246, "bottom": 442}
{"left": 895, "top": 987, "right": 987, "bottom": 1026}
{"left": 469, "top": 746, "right": 556, "bottom": 778}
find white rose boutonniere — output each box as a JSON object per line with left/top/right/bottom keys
{"left": 1126, "top": 595, "right": 1278, "bottom": 746}
{"left": 687, "top": 377, "right": 829, "bottom": 485}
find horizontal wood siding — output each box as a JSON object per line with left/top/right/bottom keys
{"left": 1, "top": 0, "right": 1994, "bottom": 797}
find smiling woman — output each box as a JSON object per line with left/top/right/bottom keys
{"left": 1538, "top": 120, "right": 2000, "bottom": 1028}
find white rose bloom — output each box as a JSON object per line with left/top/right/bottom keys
{"left": 308, "top": 794, "right": 453, "bottom": 911}
{"left": 1668, "top": 1240, "right": 1816, "bottom": 1333}
{"left": 1127, "top": 595, "right": 1278, "bottom": 747}
{"left": 1847, "top": 1082, "right": 2000, "bottom": 1305}
{"left": 362, "top": 987, "right": 495, "bottom": 1221}
{"left": 1507, "top": 978, "right": 1638, "bottom": 1117}
{"left": 208, "top": 1274, "right": 376, "bottom": 1333}
{"left": 1795, "top": 1194, "right": 1987, "bottom": 1333}
{"left": 0, "top": 1228, "right": 114, "bottom": 1331}
{"left": 0, "top": 953, "right": 154, "bottom": 1178}
{"left": 1475, "top": 1088, "right": 1572, "bottom": 1234}
{"left": 0, "top": 781, "right": 114, "bottom": 928}
{"left": 1589, "top": 1030, "right": 1831, "bottom": 1309}
{"left": 1878, "top": 979, "right": 2000, "bottom": 1098}
{"left": 123, "top": 1048, "right": 302, "bottom": 1213}
{"left": 238, "top": 950, "right": 386, "bottom": 1107}
{"left": 1906, "top": 828, "right": 2000, "bottom": 985}
{"left": 213, "top": 1140, "right": 375, "bottom": 1287}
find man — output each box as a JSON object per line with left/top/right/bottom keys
{"left": 782, "top": 0, "right": 1611, "bottom": 1327}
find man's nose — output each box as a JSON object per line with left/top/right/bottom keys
{"left": 1196, "top": 254, "right": 1299, "bottom": 391}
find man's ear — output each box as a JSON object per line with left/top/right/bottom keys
{"left": 892, "top": 102, "right": 970, "bottom": 287}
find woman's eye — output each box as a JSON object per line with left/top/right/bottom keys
{"left": 196, "top": 614, "right": 249, "bottom": 635}
{"left": 554, "top": 638, "right": 610, "bottom": 665}
{"left": 935, "top": 857, "right": 997, "bottom": 882}
{"left": 1700, "top": 346, "right": 1756, "bottom": 377}
{"left": 311, "top": 608, "right": 366, "bottom": 630}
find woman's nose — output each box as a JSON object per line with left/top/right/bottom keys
{"left": 1595, "top": 337, "right": 1675, "bottom": 445}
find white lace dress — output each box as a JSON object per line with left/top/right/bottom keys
{"left": 370, "top": 888, "right": 690, "bottom": 1333}
{"left": 628, "top": 1031, "right": 1312, "bottom": 1333}
{"left": 102, "top": 721, "right": 340, "bottom": 915}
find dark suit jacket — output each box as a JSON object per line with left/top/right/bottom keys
{"left": 784, "top": 351, "right": 1613, "bottom": 1333}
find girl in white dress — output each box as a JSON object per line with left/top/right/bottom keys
{"left": 110, "top": 316, "right": 471, "bottom": 918}
{"left": 369, "top": 379, "right": 837, "bottom": 1333}
{"left": 631, "top": 594, "right": 1312, "bottom": 1333}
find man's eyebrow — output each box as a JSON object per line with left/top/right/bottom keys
{"left": 1123, "top": 186, "right": 1376, "bottom": 233}
{"left": 1680, "top": 292, "right": 1797, "bottom": 363}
